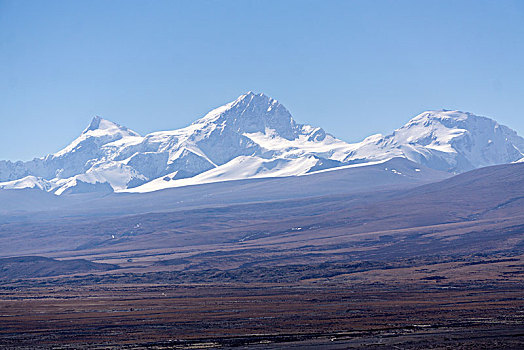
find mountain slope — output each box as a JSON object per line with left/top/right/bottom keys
{"left": 0, "top": 161, "right": 521, "bottom": 261}
{"left": 349, "top": 110, "right": 524, "bottom": 173}
{"left": 1, "top": 93, "right": 523, "bottom": 195}
{"left": 0, "top": 157, "right": 450, "bottom": 220}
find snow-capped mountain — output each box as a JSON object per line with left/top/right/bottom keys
{"left": 1, "top": 92, "right": 523, "bottom": 195}
{"left": 347, "top": 110, "right": 524, "bottom": 173}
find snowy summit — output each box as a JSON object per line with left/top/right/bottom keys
{"left": 1, "top": 92, "right": 523, "bottom": 195}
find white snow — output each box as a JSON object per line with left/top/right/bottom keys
{"left": 129, "top": 155, "right": 319, "bottom": 192}
{"left": 343, "top": 110, "right": 524, "bottom": 173}
{"left": 0, "top": 176, "right": 56, "bottom": 191}
{"left": 1, "top": 96, "right": 523, "bottom": 195}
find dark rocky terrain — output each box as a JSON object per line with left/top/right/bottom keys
{"left": 0, "top": 256, "right": 118, "bottom": 280}
{"left": 0, "top": 162, "right": 523, "bottom": 348}
{"left": 1, "top": 283, "right": 523, "bottom": 349}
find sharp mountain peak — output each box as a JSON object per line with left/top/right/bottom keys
{"left": 83, "top": 115, "right": 140, "bottom": 137}
{"left": 1, "top": 92, "right": 523, "bottom": 195}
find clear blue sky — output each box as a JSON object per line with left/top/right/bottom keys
{"left": 1, "top": 0, "right": 524, "bottom": 161}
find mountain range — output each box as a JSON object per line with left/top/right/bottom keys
{"left": 1, "top": 91, "right": 524, "bottom": 195}
{"left": 2, "top": 93, "right": 524, "bottom": 349}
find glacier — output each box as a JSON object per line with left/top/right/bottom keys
{"left": 1, "top": 92, "right": 523, "bottom": 195}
